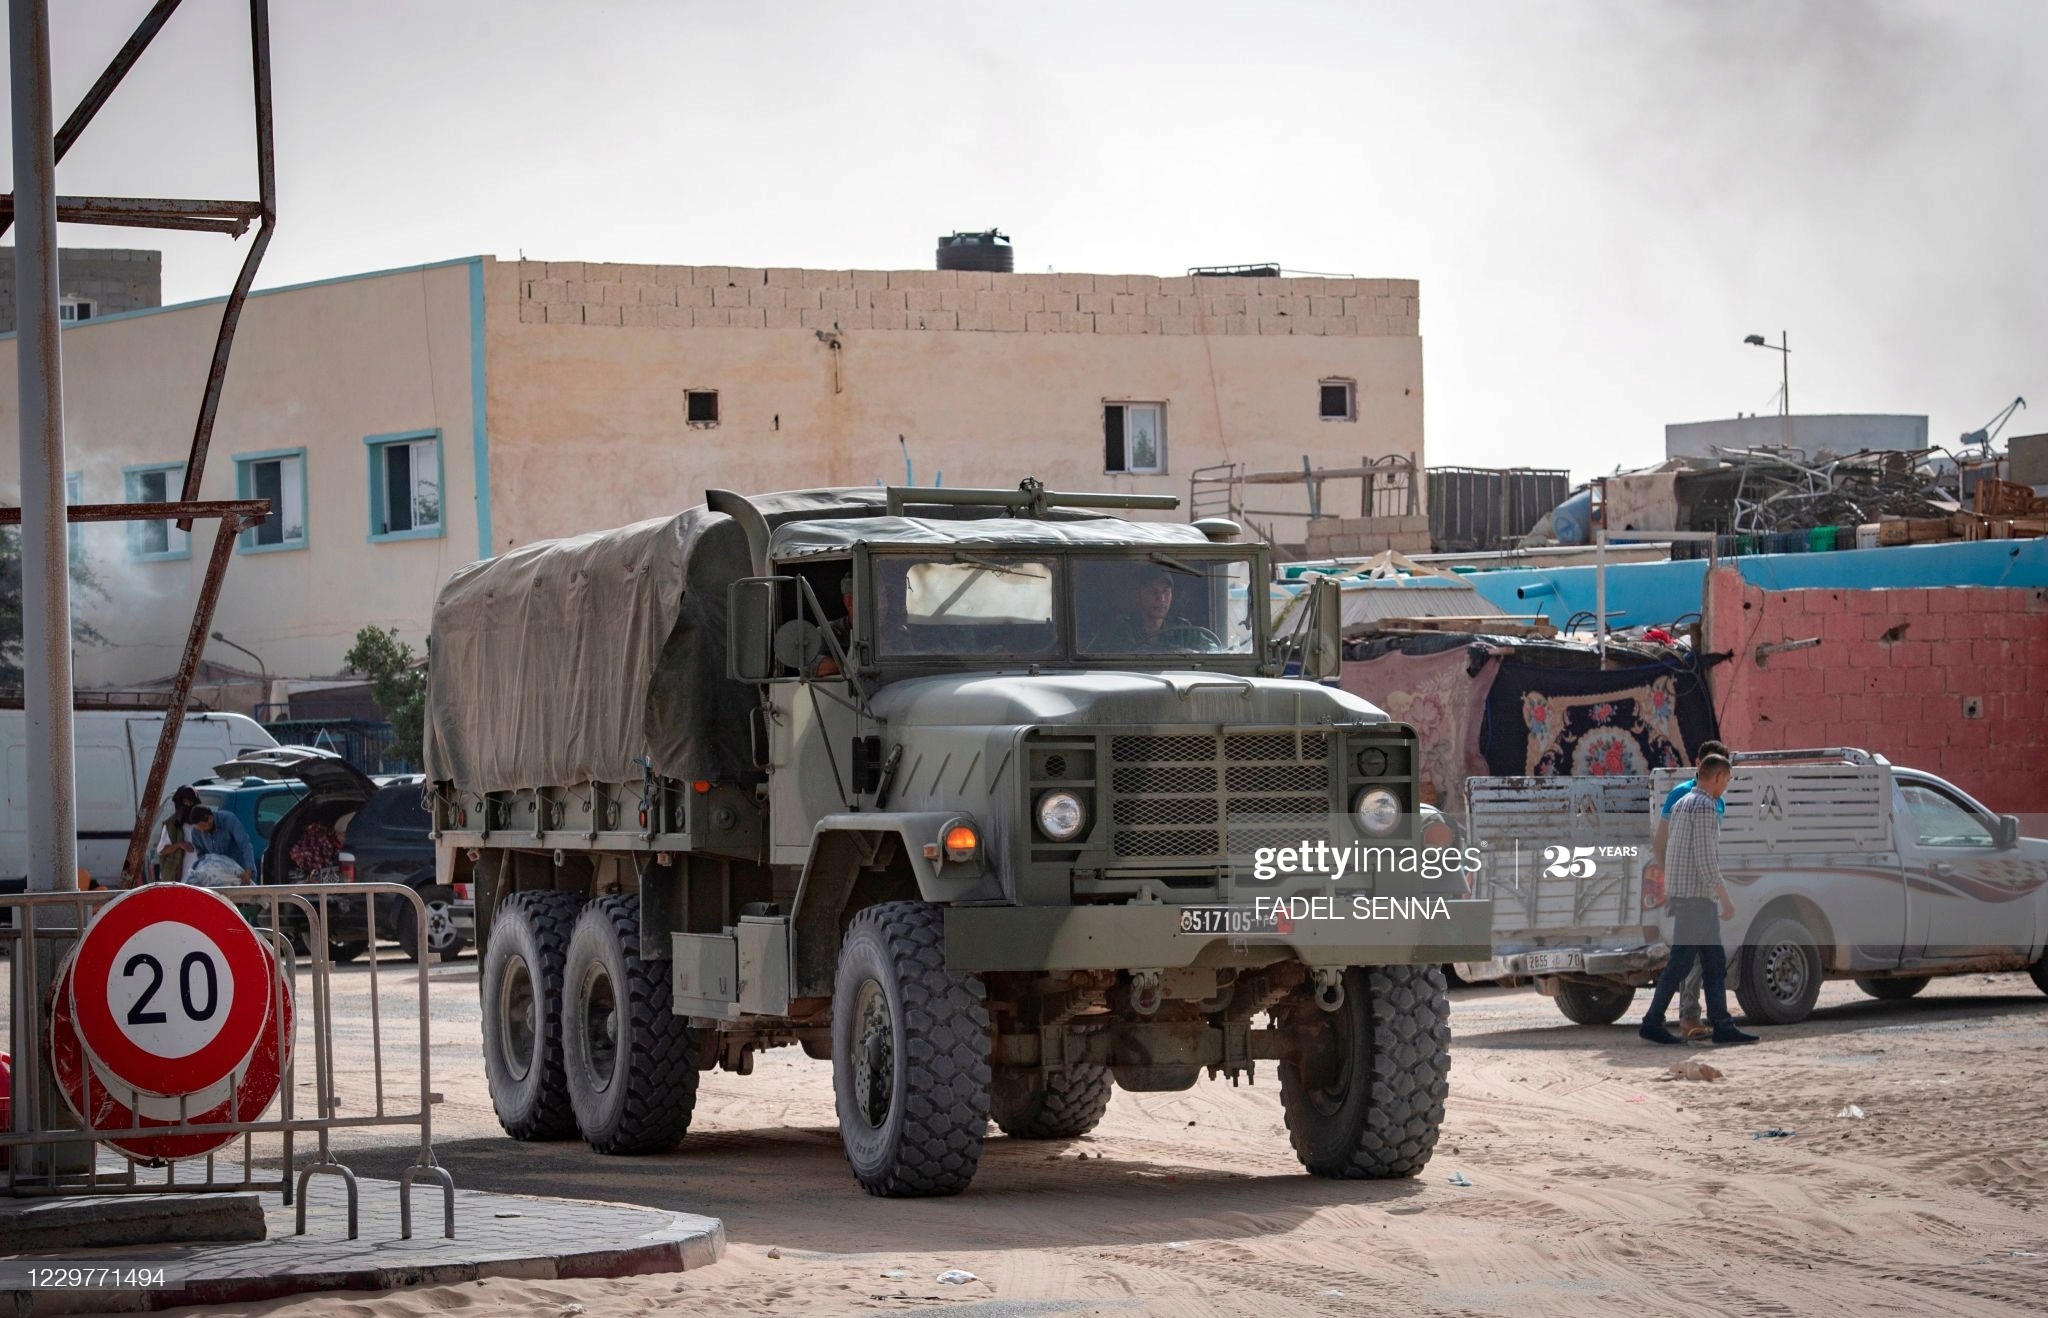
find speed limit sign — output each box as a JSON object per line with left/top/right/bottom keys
{"left": 68, "top": 884, "right": 274, "bottom": 1099}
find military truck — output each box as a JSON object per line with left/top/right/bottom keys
{"left": 426, "top": 481, "right": 1489, "bottom": 1196}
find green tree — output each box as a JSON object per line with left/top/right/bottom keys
{"left": 344, "top": 625, "right": 427, "bottom": 767}
{"left": 0, "top": 526, "right": 106, "bottom": 687}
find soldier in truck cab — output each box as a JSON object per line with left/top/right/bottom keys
{"left": 1086, "top": 563, "right": 1218, "bottom": 653}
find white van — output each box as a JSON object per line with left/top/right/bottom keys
{"left": 0, "top": 710, "right": 279, "bottom": 884}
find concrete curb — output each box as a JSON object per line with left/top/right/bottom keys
{"left": 10, "top": 1183, "right": 724, "bottom": 1314}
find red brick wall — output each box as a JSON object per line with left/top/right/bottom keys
{"left": 1705, "top": 568, "right": 2048, "bottom": 814}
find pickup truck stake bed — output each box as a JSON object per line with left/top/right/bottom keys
{"left": 427, "top": 482, "right": 1488, "bottom": 1195}
{"left": 1461, "top": 749, "right": 2048, "bottom": 1025}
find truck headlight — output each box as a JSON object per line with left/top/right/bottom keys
{"left": 1354, "top": 787, "right": 1402, "bottom": 837}
{"left": 1036, "top": 790, "right": 1087, "bottom": 841}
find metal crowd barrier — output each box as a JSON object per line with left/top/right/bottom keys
{"left": 0, "top": 882, "right": 455, "bottom": 1240}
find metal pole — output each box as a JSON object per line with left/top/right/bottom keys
{"left": 1780, "top": 331, "right": 1791, "bottom": 451}
{"left": 11, "top": 0, "right": 75, "bottom": 894}
{"left": 1594, "top": 530, "right": 1608, "bottom": 666}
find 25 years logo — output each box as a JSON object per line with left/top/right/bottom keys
{"left": 1542, "top": 845, "right": 1597, "bottom": 878}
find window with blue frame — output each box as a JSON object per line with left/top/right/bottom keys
{"left": 234, "top": 449, "right": 308, "bottom": 552}
{"left": 123, "top": 462, "right": 191, "bottom": 560}
{"left": 365, "top": 431, "right": 443, "bottom": 541}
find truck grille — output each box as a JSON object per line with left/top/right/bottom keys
{"left": 1107, "top": 732, "right": 1331, "bottom": 862}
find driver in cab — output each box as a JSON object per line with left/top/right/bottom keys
{"left": 1089, "top": 564, "right": 1205, "bottom": 652}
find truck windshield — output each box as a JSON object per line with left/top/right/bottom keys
{"left": 877, "top": 556, "right": 1058, "bottom": 658}
{"left": 1074, "top": 557, "right": 1255, "bottom": 656}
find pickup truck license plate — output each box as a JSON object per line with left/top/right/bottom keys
{"left": 1524, "top": 950, "right": 1585, "bottom": 973}
{"left": 1177, "top": 905, "right": 1282, "bottom": 936}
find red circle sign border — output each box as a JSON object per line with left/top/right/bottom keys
{"left": 69, "top": 885, "right": 271, "bottom": 1098}
{"left": 51, "top": 954, "right": 293, "bottom": 1165}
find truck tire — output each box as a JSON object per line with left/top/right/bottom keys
{"left": 562, "top": 894, "right": 699, "bottom": 1155}
{"left": 2032, "top": 958, "right": 2048, "bottom": 997}
{"left": 831, "top": 901, "right": 990, "bottom": 1197}
{"left": 1736, "top": 915, "right": 1823, "bottom": 1024}
{"left": 481, "top": 890, "right": 583, "bottom": 1141}
{"left": 1553, "top": 979, "right": 1636, "bottom": 1025}
{"left": 1279, "top": 965, "right": 1450, "bottom": 1179}
{"left": 1854, "top": 976, "right": 1929, "bottom": 1002}
{"left": 989, "top": 1064, "right": 1113, "bottom": 1139}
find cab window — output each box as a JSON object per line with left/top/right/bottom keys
{"left": 1897, "top": 783, "right": 1994, "bottom": 848}
{"left": 1073, "top": 557, "right": 1254, "bottom": 656}
{"left": 876, "top": 555, "right": 1058, "bottom": 659}
{"left": 254, "top": 790, "right": 299, "bottom": 841}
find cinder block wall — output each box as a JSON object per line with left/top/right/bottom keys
{"left": 0, "top": 247, "right": 162, "bottom": 331}
{"left": 1705, "top": 567, "right": 2048, "bottom": 813}
{"left": 516, "top": 263, "right": 1420, "bottom": 337}
{"left": 1303, "top": 514, "right": 1432, "bottom": 557}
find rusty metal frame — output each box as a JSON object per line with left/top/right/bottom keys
{"left": 0, "top": 0, "right": 275, "bottom": 886}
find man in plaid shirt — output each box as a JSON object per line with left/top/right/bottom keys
{"left": 1640, "top": 755, "right": 1760, "bottom": 1046}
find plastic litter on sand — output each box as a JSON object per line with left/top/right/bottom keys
{"left": 1659, "top": 1059, "right": 1724, "bottom": 1082}
{"left": 1447, "top": 1171, "right": 1473, "bottom": 1187}
{"left": 1752, "top": 1128, "right": 1796, "bottom": 1140}
{"left": 882, "top": 1269, "right": 910, "bottom": 1279}
{"left": 1836, "top": 1104, "right": 1866, "bottom": 1119}
{"left": 938, "top": 1269, "right": 978, "bottom": 1285}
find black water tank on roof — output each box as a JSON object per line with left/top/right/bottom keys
{"left": 936, "top": 230, "right": 1014, "bottom": 273}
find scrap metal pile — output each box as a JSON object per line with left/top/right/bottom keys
{"left": 1718, "top": 446, "right": 1956, "bottom": 534}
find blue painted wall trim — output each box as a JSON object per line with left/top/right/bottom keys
{"left": 467, "top": 257, "right": 493, "bottom": 560}
{"left": 1465, "top": 539, "right": 2048, "bottom": 627}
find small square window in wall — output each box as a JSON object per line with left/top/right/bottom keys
{"left": 365, "top": 431, "right": 445, "bottom": 542}
{"left": 58, "top": 297, "right": 94, "bottom": 323}
{"left": 686, "top": 390, "right": 719, "bottom": 427}
{"left": 1320, "top": 379, "right": 1356, "bottom": 421}
{"left": 233, "top": 449, "right": 309, "bottom": 553}
{"left": 1104, "top": 403, "right": 1167, "bottom": 474}
{"left": 124, "top": 463, "right": 191, "bottom": 560}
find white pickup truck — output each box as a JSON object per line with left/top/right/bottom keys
{"left": 1459, "top": 749, "right": 2048, "bottom": 1026}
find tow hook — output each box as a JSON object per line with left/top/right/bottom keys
{"left": 1312, "top": 968, "right": 1346, "bottom": 1013}
{"left": 1130, "top": 969, "right": 1164, "bottom": 1015}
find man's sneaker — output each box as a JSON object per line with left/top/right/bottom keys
{"left": 1639, "top": 1022, "right": 1685, "bottom": 1046}
{"left": 1711, "top": 1025, "right": 1760, "bottom": 1045}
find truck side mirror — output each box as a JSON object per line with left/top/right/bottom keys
{"left": 1301, "top": 577, "right": 1344, "bottom": 682}
{"left": 1997, "top": 814, "right": 2020, "bottom": 851}
{"left": 729, "top": 577, "right": 782, "bottom": 682}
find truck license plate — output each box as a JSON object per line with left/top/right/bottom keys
{"left": 1177, "top": 905, "right": 1282, "bottom": 936}
{"left": 1524, "top": 950, "right": 1584, "bottom": 973}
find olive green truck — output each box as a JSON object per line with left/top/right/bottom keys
{"left": 426, "top": 482, "right": 1489, "bottom": 1196}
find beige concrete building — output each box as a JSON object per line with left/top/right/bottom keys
{"left": 0, "top": 255, "right": 1424, "bottom": 691}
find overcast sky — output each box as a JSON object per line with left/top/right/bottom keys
{"left": 9, "top": 0, "right": 2043, "bottom": 478}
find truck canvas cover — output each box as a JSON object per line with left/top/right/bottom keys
{"left": 424, "top": 487, "right": 1119, "bottom": 794}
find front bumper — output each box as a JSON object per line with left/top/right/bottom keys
{"left": 945, "top": 898, "right": 1492, "bottom": 973}
{"left": 1456, "top": 942, "right": 1669, "bottom": 983}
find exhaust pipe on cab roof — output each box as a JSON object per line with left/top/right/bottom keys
{"left": 707, "top": 489, "right": 772, "bottom": 578}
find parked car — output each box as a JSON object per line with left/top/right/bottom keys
{"left": 1460, "top": 748, "right": 2048, "bottom": 1025}
{"left": 212, "top": 749, "right": 470, "bottom": 964}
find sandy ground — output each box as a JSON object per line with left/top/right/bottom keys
{"left": 57, "top": 951, "right": 2048, "bottom": 1317}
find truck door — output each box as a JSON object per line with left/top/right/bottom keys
{"left": 765, "top": 680, "right": 858, "bottom": 866}
{"left": 1895, "top": 777, "right": 2029, "bottom": 965}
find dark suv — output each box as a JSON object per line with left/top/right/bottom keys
{"left": 220, "top": 749, "right": 471, "bottom": 962}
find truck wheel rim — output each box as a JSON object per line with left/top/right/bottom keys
{"left": 852, "top": 979, "right": 894, "bottom": 1128}
{"left": 500, "top": 954, "right": 536, "bottom": 1082}
{"left": 580, "top": 964, "right": 619, "bottom": 1093}
{"left": 1762, "top": 943, "right": 1806, "bottom": 1004}
{"left": 1302, "top": 1004, "right": 1357, "bottom": 1118}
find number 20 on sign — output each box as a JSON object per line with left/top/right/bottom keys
{"left": 66, "top": 884, "right": 275, "bottom": 1099}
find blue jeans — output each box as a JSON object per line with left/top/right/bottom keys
{"left": 1644, "top": 898, "right": 1733, "bottom": 1029}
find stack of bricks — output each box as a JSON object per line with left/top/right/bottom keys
{"left": 1706, "top": 568, "right": 2048, "bottom": 813}
{"left": 1303, "top": 515, "right": 1433, "bottom": 558}
{"left": 515, "top": 262, "right": 1419, "bottom": 336}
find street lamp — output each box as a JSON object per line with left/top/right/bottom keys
{"left": 209, "top": 631, "right": 270, "bottom": 718}
{"left": 1744, "top": 331, "right": 1791, "bottom": 448}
